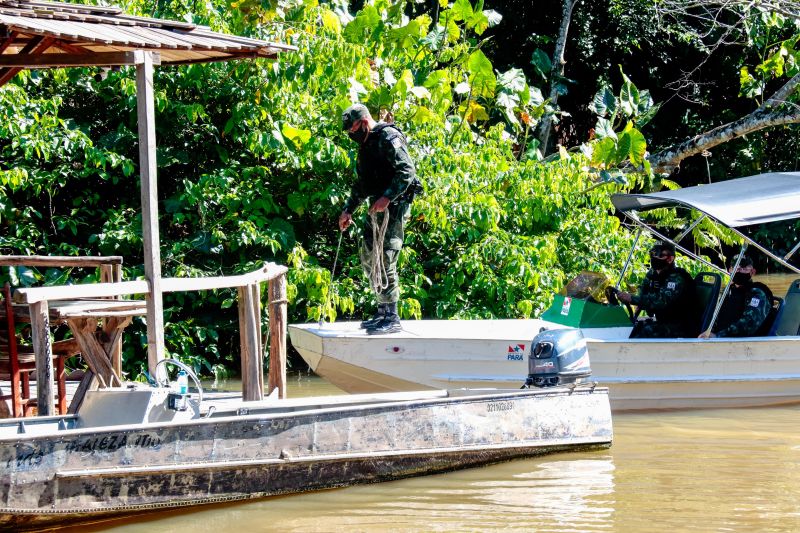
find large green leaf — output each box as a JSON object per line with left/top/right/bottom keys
{"left": 497, "top": 68, "right": 526, "bottom": 93}
{"left": 343, "top": 5, "right": 381, "bottom": 43}
{"left": 627, "top": 127, "right": 647, "bottom": 166}
{"left": 530, "top": 49, "right": 552, "bottom": 80}
{"left": 451, "top": 0, "right": 473, "bottom": 22}
{"left": 467, "top": 49, "right": 496, "bottom": 98}
{"left": 590, "top": 85, "right": 617, "bottom": 118}
{"left": 591, "top": 137, "right": 617, "bottom": 167}
{"left": 594, "top": 117, "right": 617, "bottom": 140}
{"left": 619, "top": 70, "right": 640, "bottom": 117}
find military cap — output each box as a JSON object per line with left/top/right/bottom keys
{"left": 650, "top": 241, "right": 676, "bottom": 256}
{"left": 342, "top": 103, "right": 372, "bottom": 131}
{"left": 731, "top": 254, "right": 754, "bottom": 268}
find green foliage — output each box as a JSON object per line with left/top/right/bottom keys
{"left": 0, "top": 0, "right": 643, "bottom": 379}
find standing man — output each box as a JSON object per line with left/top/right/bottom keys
{"left": 701, "top": 255, "right": 772, "bottom": 338}
{"left": 338, "top": 103, "right": 420, "bottom": 335}
{"left": 615, "top": 242, "right": 697, "bottom": 338}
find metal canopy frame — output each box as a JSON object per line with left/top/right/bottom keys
{"left": 612, "top": 172, "right": 800, "bottom": 276}
{"left": 0, "top": 0, "right": 294, "bottom": 414}
{"left": 613, "top": 172, "right": 800, "bottom": 336}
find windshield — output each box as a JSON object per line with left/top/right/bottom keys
{"left": 560, "top": 271, "right": 612, "bottom": 304}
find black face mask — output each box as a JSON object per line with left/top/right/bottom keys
{"left": 650, "top": 256, "right": 669, "bottom": 270}
{"left": 732, "top": 272, "right": 752, "bottom": 285}
{"left": 348, "top": 128, "right": 368, "bottom": 144}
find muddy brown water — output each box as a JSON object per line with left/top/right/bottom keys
{"left": 72, "top": 274, "right": 800, "bottom": 532}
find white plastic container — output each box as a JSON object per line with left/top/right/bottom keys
{"left": 176, "top": 370, "right": 188, "bottom": 395}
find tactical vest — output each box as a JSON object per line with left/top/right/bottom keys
{"left": 357, "top": 124, "right": 409, "bottom": 198}
{"left": 644, "top": 265, "right": 696, "bottom": 328}
{"left": 713, "top": 280, "right": 773, "bottom": 333}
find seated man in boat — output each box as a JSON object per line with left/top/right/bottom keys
{"left": 700, "top": 255, "right": 772, "bottom": 338}
{"left": 615, "top": 242, "right": 697, "bottom": 338}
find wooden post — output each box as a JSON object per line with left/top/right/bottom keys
{"left": 29, "top": 300, "right": 54, "bottom": 416}
{"left": 135, "top": 50, "right": 165, "bottom": 375}
{"left": 268, "top": 274, "right": 287, "bottom": 399}
{"left": 237, "top": 286, "right": 249, "bottom": 398}
{"left": 100, "top": 262, "right": 125, "bottom": 377}
{"left": 239, "top": 283, "right": 263, "bottom": 401}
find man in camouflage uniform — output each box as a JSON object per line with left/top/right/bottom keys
{"left": 616, "top": 242, "right": 697, "bottom": 338}
{"left": 702, "top": 255, "right": 772, "bottom": 338}
{"left": 338, "top": 103, "right": 419, "bottom": 335}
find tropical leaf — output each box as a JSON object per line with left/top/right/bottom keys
{"left": 467, "top": 49, "right": 496, "bottom": 98}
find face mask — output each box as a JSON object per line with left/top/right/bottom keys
{"left": 732, "top": 271, "right": 752, "bottom": 285}
{"left": 650, "top": 256, "right": 669, "bottom": 270}
{"left": 348, "top": 127, "right": 368, "bottom": 144}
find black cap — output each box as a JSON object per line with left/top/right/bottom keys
{"left": 732, "top": 254, "right": 754, "bottom": 268}
{"left": 650, "top": 241, "right": 676, "bottom": 256}
{"left": 342, "top": 103, "right": 371, "bottom": 131}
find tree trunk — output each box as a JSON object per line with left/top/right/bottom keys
{"left": 537, "top": 0, "right": 579, "bottom": 155}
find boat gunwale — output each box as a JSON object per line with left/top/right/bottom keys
{"left": 0, "top": 385, "right": 610, "bottom": 443}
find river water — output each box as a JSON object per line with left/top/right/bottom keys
{"left": 76, "top": 274, "right": 800, "bottom": 532}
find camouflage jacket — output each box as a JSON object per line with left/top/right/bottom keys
{"left": 343, "top": 123, "right": 416, "bottom": 214}
{"left": 631, "top": 265, "right": 695, "bottom": 326}
{"left": 713, "top": 283, "right": 771, "bottom": 337}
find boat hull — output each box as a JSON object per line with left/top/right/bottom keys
{"left": 289, "top": 320, "right": 800, "bottom": 410}
{"left": 0, "top": 387, "right": 611, "bottom": 529}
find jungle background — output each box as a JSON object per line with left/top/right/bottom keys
{"left": 1, "top": 0, "right": 798, "bottom": 379}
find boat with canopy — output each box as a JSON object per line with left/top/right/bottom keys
{"left": 290, "top": 171, "right": 800, "bottom": 410}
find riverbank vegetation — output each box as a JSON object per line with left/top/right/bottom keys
{"left": 1, "top": 0, "right": 798, "bottom": 378}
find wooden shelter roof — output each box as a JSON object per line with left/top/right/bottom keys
{"left": 0, "top": 0, "right": 296, "bottom": 85}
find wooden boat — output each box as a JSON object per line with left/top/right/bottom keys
{"left": 291, "top": 172, "right": 800, "bottom": 411}
{"left": 0, "top": 376, "right": 611, "bottom": 529}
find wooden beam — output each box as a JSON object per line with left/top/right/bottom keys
{"left": 159, "top": 263, "right": 288, "bottom": 292}
{"left": 0, "top": 51, "right": 162, "bottom": 68}
{"left": 135, "top": 50, "right": 165, "bottom": 374}
{"left": 67, "top": 370, "right": 97, "bottom": 414}
{"left": 52, "top": 40, "right": 92, "bottom": 55}
{"left": 0, "top": 255, "right": 123, "bottom": 267}
{"left": 267, "top": 273, "right": 287, "bottom": 399}
{"left": 0, "top": 36, "right": 53, "bottom": 87}
{"left": 29, "top": 300, "right": 55, "bottom": 416}
{"left": 0, "top": 31, "right": 19, "bottom": 55}
{"left": 13, "top": 280, "right": 150, "bottom": 304}
{"left": 11, "top": 264, "right": 287, "bottom": 303}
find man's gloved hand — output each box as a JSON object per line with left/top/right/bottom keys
{"left": 616, "top": 290, "right": 633, "bottom": 304}
{"left": 338, "top": 211, "right": 353, "bottom": 231}
{"left": 369, "top": 196, "right": 390, "bottom": 214}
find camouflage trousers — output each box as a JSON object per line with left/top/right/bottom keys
{"left": 630, "top": 318, "right": 692, "bottom": 339}
{"left": 359, "top": 201, "right": 411, "bottom": 304}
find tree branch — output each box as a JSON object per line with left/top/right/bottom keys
{"left": 648, "top": 107, "right": 800, "bottom": 174}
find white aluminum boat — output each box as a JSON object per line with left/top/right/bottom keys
{"left": 0, "top": 367, "right": 611, "bottom": 529}
{"left": 291, "top": 172, "right": 800, "bottom": 411}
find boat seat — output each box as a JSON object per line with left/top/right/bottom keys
{"left": 760, "top": 296, "right": 784, "bottom": 336}
{"left": 694, "top": 272, "right": 722, "bottom": 334}
{"left": 771, "top": 279, "right": 800, "bottom": 336}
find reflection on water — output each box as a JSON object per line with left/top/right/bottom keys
{"left": 76, "top": 372, "right": 800, "bottom": 533}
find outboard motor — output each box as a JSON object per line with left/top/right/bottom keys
{"left": 524, "top": 328, "right": 592, "bottom": 388}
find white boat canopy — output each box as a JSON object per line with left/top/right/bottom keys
{"left": 611, "top": 172, "right": 800, "bottom": 228}
{"left": 611, "top": 171, "right": 800, "bottom": 275}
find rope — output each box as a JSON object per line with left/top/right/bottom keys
{"left": 368, "top": 210, "right": 390, "bottom": 295}
{"left": 702, "top": 150, "right": 712, "bottom": 184}
{"left": 318, "top": 231, "right": 343, "bottom": 327}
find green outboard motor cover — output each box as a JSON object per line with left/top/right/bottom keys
{"left": 527, "top": 328, "right": 591, "bottom": 387}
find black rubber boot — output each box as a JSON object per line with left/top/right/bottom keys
{"left": 367, "top": 302, "right": 401, "bottom": 335}
{"left": 360, "top": 303, "right": 386, "bottom": 329}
